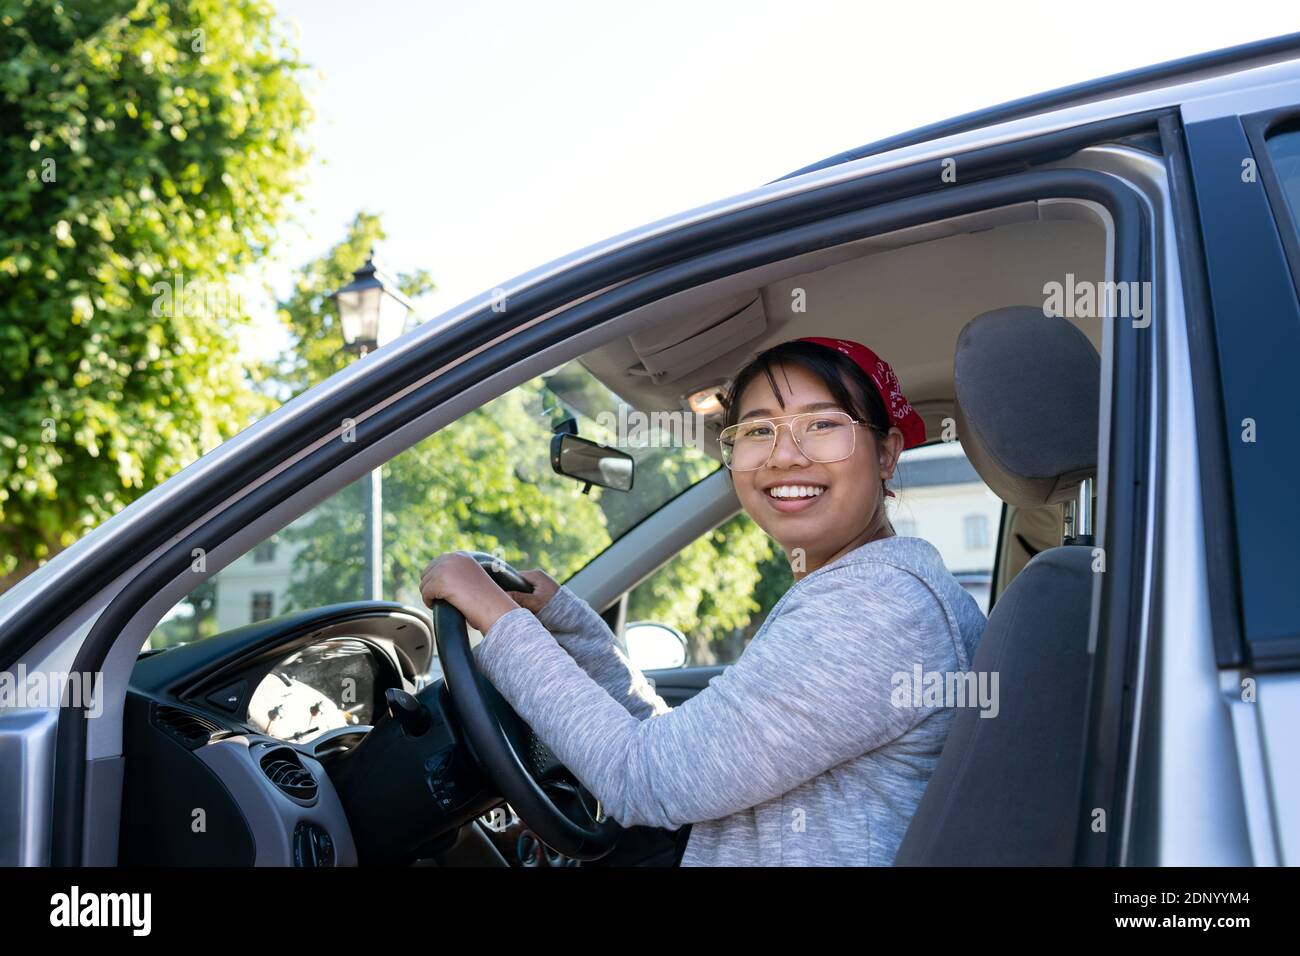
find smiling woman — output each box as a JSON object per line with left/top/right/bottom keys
{"left": 717, "top": 338, "right": 925, "bottom": 577}
{"left": 429, "top": 336, "right": 989, "bottom": 866}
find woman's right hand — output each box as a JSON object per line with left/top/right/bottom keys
{"left": 509, "top": 568, "right": 560, "bottom": 616}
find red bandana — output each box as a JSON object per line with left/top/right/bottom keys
{"left": 794, "top": 337, "right": 927, "bottom": 449}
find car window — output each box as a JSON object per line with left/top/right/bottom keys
{"left": 625, "top": 511, "right": 791, "bottom": 667}
{"left": 1264, "top": 123, "right": 1300, "bottom": 239}
{"left": 147, "top": 358, "right": 719, "bottom": 649}
{"left": 889, "top": 441, "right": 1000, "bottom": 614}
{"left": 624, "top": 441, "right": 998, "bottom": 669}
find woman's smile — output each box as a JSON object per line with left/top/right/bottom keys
{"left": 762, "top": 481, "right": 829, "bottom": 514}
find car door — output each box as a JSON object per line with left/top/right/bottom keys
{"left": 0, "top": 74, "right": 1168, "bottom": 866}
{"left": 1170, "top": 82, "right": 1300, "bottom": 864}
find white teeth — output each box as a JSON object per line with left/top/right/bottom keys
{"left": 767, "top": 485, "right": 826, "bottom": 499}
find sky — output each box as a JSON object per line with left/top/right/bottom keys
{"left": 249, "top": 0, "right": 1300, "bottom": 355}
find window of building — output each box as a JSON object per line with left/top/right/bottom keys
{"left": 250, "top": 592, "right": 274, "bottom": 622}
{"left": 963, "top": 513, "right": 990, "bottom": 550}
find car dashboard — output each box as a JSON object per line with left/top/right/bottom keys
{"left": 121, "top": 601, "right": 592, "bottom": 867}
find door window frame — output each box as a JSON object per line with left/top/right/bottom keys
{"left": 1182, "top": 108, "right": 1300, "bottom": 671}
{"left": 1242, "top": 106, "right": 1300, "bottom": 295}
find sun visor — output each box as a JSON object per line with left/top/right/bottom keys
{"left": 628, "top": 296, "right": 767, "bottom": 385}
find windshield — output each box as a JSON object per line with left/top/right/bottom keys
{"left": 148, "top": 358, "right": 720, "bottom": 648}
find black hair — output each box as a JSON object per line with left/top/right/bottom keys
{"left": 718, "top": 339, "right": 897, "bottom": 516}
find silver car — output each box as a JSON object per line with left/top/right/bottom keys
{"left": 2, "top": 32, "right": 1298, "bottom": 869}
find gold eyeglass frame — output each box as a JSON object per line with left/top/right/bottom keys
{"left": 718, "top": 410, "right": 885, "bottom": 472}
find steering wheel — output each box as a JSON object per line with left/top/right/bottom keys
{"left": 432, "top": 551, "right": 621, "bottom": 861}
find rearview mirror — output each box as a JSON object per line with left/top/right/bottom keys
{"left": 550, "top": 433, "right": 634, "bottom": 492}
{"left": 624, "top": 621, "right": 688, "bottom": 670}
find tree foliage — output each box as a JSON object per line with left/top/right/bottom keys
{"left": 280, "top": 379, "right": 614, "bottom": 614}
{"left": 626, "top": 511, "right": 791, "bottom": 664}
{"left": 0, "top": 0, "right": 312, "bottom": 588}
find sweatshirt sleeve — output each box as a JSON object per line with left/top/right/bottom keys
{"left": 474, "top": 562, "right": 958, "bottom": 830}
{"left": 531, "top": 584, "right": 671, "bottom": 720}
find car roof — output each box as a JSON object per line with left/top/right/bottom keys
{"left": 774, "top": 30, "right": 1300, "bottom": 182}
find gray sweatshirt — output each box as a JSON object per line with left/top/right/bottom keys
{"left": 475, "top": 534, "right": 987, "bottom": 866}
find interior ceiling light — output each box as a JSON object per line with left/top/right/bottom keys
{"left": 686, "top": 385, "right": 726, "bottom": 416}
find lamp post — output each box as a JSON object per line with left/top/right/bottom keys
{"left": 331, "top": 249, "right": 414, "bottom": 600}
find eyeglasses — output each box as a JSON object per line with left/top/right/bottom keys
{"left": 719, "top": 410, "right": 880, "bottom": 471}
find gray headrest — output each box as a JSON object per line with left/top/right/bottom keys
{"left": 954, "top": 306, "right": 1099, "bottom": 508}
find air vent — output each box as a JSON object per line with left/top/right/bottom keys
{"left": 260, "top": 748, "right": 319, "bottom": 804}
{"left": 154, "top": 705, "right": 222, "bottom": 748}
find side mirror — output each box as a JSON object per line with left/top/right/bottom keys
{"left": 550, "top": 433, "right": 634, "bottom": 493}
{"left": 624, "top": 621, "right": 688, "bottom": 670}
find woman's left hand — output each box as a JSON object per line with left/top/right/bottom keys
{"left": 419, "top": 552, "right": 520, "bottom": 635}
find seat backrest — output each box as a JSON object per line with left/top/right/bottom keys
{"left": 894, "top": 306, "right": 1100, "bottom": 866}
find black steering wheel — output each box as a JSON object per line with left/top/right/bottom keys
{"left": 431, "top": 551, "right": 621, "bottom": 861}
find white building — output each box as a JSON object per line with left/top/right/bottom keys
{"left": 887, "top": 443, "right": 1002, "bottom": 612}
{"left": 213, "top": 530, "right": 307, "bottom": 632}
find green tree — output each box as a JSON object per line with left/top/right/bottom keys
{"left": 626, "top": 511, "right": 789, "bottom": 664}
{"left": 0, "top": 0, "right": 313, "bottom": 589}
{"left": 280, "top": 379, "right": 614, "bottom": 613}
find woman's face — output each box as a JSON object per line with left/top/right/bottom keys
{"left": 731, "top": 362, "right": 904, "bottom": 572}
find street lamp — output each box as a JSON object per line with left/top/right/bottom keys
{"left": 331, "top": 249, "right": 413, "bottom": 600}
{"left": 332, "top": 248, "right": 415, "bottom": 356}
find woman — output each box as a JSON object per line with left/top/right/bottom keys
{"left": 420, "top": 337, "right": 987, "bottom": 866}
